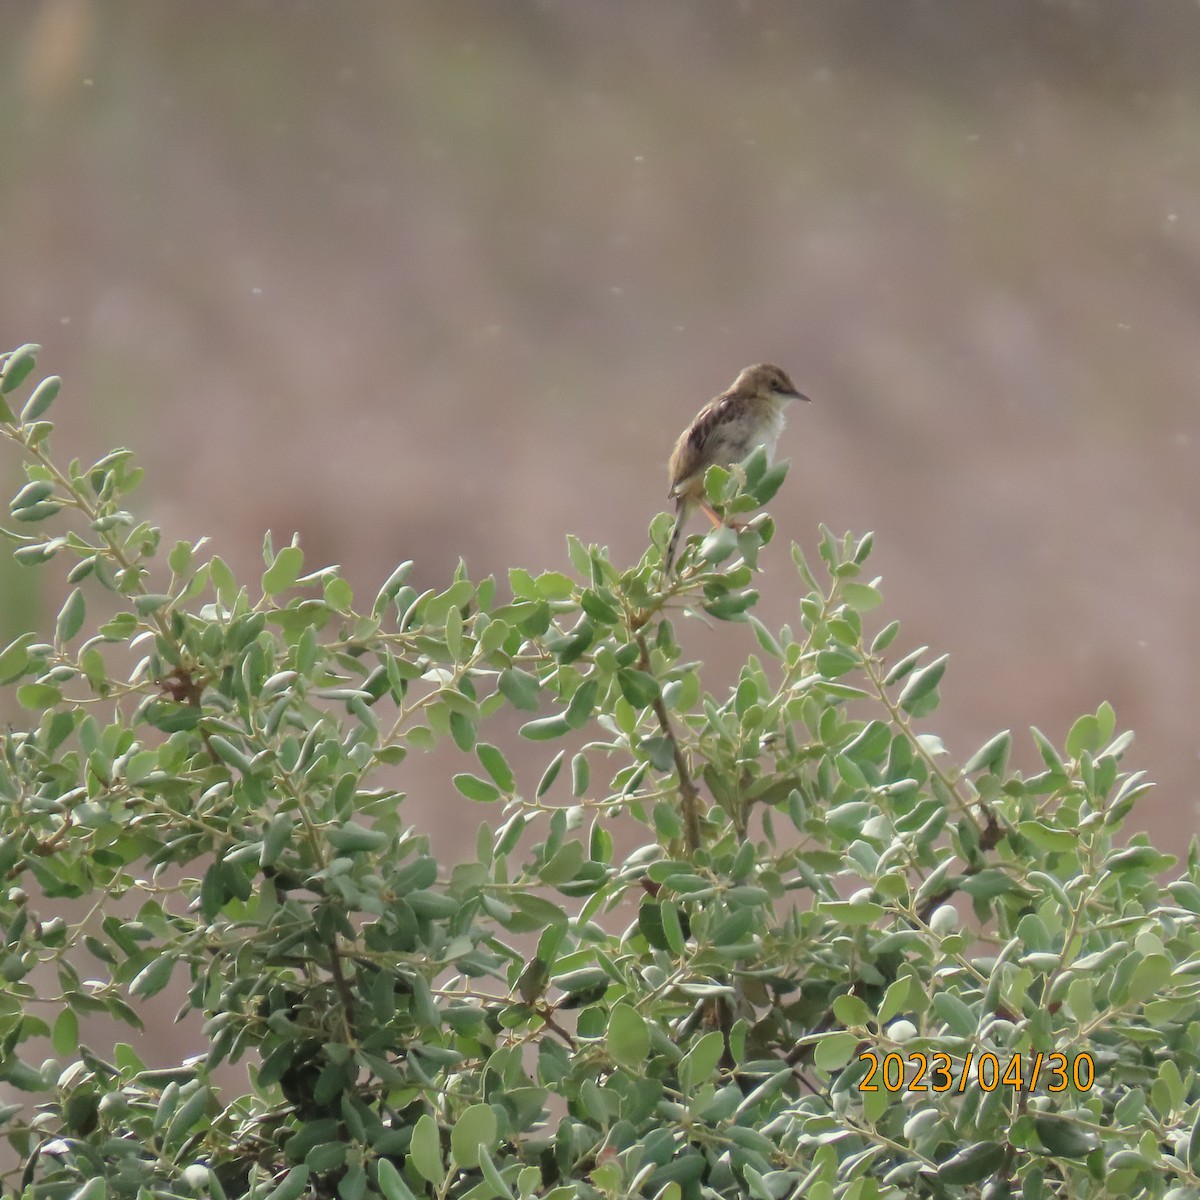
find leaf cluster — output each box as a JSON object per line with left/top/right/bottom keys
{"left": 0, "top": 345, "right": 1198, "bottom": 1200}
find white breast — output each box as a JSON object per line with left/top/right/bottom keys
{"left": 760, "top": 406, "right": 787, "bottom": 460}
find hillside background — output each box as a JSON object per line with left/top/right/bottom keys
{"left": 3, "top": 0, "right": 1199, "bottom": 859}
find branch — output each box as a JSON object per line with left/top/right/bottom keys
{"left": 635, "top": 629, "right": 703, "bottom": 853}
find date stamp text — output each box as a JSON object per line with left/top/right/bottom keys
{"left": 858, "top": 1051, "right": 1095, "bottom": 1094}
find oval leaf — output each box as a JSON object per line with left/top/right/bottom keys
{"left": 607, "top": 1003, "right": 650, "bottom": 1069}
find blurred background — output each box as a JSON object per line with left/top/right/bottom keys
{"left": 3, "top": 0, "right": 1199, "bottom": 861}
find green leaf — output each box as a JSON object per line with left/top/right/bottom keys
{"left": 617, "top": 668, "right": 659, "bottom": 708}
{"left": 965, "top": 729, "right": 1011, "bottom": 775}
{"left": 699, "top": 524, "right": 739, "bottom": 564}
{"left": 0, "top": 633, "right": 34, "bottom": 683}
{"left": 1188, "top": 1098, "right": 1200, "bottom": 1172}
{"left": 563, "top": 678, "right": 599, "bottom": 728}
{"left": 540, "top": 840, "right": 585, "bottom": 886}
{"left": 207, "top": 735, "right": 253, "bottom": 774}
{"left": 12, "top": 500, "right": 63, "bottom": 522}
{"left": 444, "top": 606, "right": 463, "bottom": 660}
{"left": 20, "top": 375, "right": 61, "bottom": 422}
{"left": 167, "top": 540, "right": 194, "bottom": 574}
{"left": 10, "top": 479, "right": 55, "bottom": 510}
{"left": 1125, "top": 953, "right": 1171, "bottom": 1005}
{"left": 536, "top": 750, "right": 565, "bottom": 797}
{"left": 741, "top": 444, "right": 769, "bottom": 488}
{"left": 580, "top": 588, "right": 621, "bottom": 624}
{"left": 374, "top": 560, "right": 414, "bottom": 614}
{"left": 898, "top": 655, "right": 947, "bottom": 715}
{"left": 13, "top": 541, "right": 60, "bottom": 564}
{"left": 747, "top": 616, "right": 783, "bottom": 658}
{"left": 1032, "top": 1116, "right": 1098, "bottom": 1157}
{"left": 703, "top": 464, "right": 731, "bottom": 507}
{"left": 144, "top": 702, "right": 203, "bottom": 733}
{"left": 813, "top": 1031, "right": 858, "bottom": 1071}
{"left": 1103, "top": 845, "right": 1173, "bottom": 873}
{"left": 67, "top": 1180, "right": 107, "bottom": 1200}
{"left": 1066, "top": 977, "right": 1094, "bottom": 1022}
{"left": 476, "top": 743, "right": 515, "bottom": 792}
{"left": 498, "top": 667, "right": 540, "bottom": 710}
{"left": 16, "top": 683, "right": 61, "bottom": 709}
{"left": 324, "top": 575, "right": 353, "bottom": 612}
{"left": 261, "top": 814, "right": 294, "bottom": 867}
{"left": 510, "top": 892, "right": 568, "bottom": 932}
{"left": 937, "top": 1142, "right": 1006, "bottom": 1185}
{"left": 932, "top": 991, "right": 976, "bottom": 1037}
{"left": 652, "top": 801, "right": 683, "bottom": 840}
{"left": 516, "top": 957, "right": 550, "bottom": 1004}
{"left": 327, "top": 822, "right": 389, "bottom": 852}
{"left": 1030, "top": 726, "right": 1065, "bottom": 773}
{"left": 52, "top": 1007, "right": 79, "bottom": 1057}
{"left": 1, "top": 344, "right": 40, "bottom": 395}
{"left": 959, "top": 870, "right": 1018, "bottom": 901}
{"left": 376, "top": 1158, "right": 418, "bottom": 1200}
{"left": 477, "top": 1145, "right": 515, "bottom": 1200}
{"left": 832, "top": 994, "right": 872, "bottom": 1027}
{"left": 703, "top": 590, "right": 758, "bottom": 620}
{"left": 546, "top": 617, "right": 594, "bottom": 662}
{"left": 877, "top": 977, "right": 914, "bottom": 1025}
{"left": 841, "top": 582, "right": 882, "bottom": 611}
{"left": 130, "top": 954, "right": 175, "bottom": 999}
{"left": 24, "top": 420, "right": 54, "bottom": 448}
{"left": 262, "top": 545, "right": 304, "bottom": 596}
{"left": 1017, "top": 821, "right": 1077, "bottom": 853}
{"left": 449, "top": 709, "right": 475, "bottom": 751}
{"left": 571, "top": 753, "right": 590, "bottom": 796}
{"left": 870, "top": 620, "right": 900, "bottom": 654}
{"left": 520, "top": 714, "right": 572, "bottom": 741}
{"left": 535, "top": 571, "right": 575, "bottom": 600}
{"left": 1065, "top": 713, "right": 1102, "bottom": 758}
{"left": 659, "top": 899, "right": 686, "bottom": 954}
{"left": 450, "top": 1102, "right": 498, "bottom": 1168}
{"left": 454, "top": 773, "right": 501, "bottom": 803}
{"left": 607, "top": 1004, "right": 650, "bottom": 1069}
{"left": 264, "top": 1166, "right": 308, "bottom": 1200}
{"left": 98, "top": 611, "right": 137, "bottom": 641}
{"left": 751, "top": 461, "right": 789, "bottom": 505}
{"left": 883, "top": 646, "right": 927, "bottom": 685}
{"left": 54, "top": 588, "right": 86, "bottom": 643}
{"left": 641, "top": 736, "right": 675, "bottom": 772}
{"left": 508, "top": 567, "right": 537, "bottom": 598}
{"left": 409, "top": 1113, "right": 444, "bottom": 1183}
{"left": 680, "top": 1030, "right": 725, "bottom": 1092}
{"left": 134, "top": 593, "right": 171, "bottom": 615}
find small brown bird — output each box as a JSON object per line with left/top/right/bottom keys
{"left": 665, "top": 363, "right": 809, "bottom": 572}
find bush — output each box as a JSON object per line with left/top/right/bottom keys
{"left": 0, "top": 341, "right": 1197, "bottom": 1200}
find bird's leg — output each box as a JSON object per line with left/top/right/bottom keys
{"left": 700, "top": 502, "right": 746, "bottom": 532}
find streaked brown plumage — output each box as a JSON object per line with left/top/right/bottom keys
{"left": 665, "top": 363, "right": 809, "bottom": 572}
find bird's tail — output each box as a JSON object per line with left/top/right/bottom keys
{"left": 664, "top": 503, "right": 687, "bottom": 574}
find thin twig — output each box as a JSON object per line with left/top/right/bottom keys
{"left": 635, "top": 629, "right": 703, "bottom": 853}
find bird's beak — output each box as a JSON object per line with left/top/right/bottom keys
{"left": 789, "top": 388, "right": 811, "bottom": 403}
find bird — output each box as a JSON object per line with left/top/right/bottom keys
{"left": 664, "top": 363, "right": 810, "bottom": 573}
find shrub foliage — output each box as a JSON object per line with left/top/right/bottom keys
{"left": 0, "top": 343, "right": 1198, "bottom": 1200}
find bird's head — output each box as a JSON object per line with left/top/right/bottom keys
{"left": 735, "top": 363, "right": 810, "bottom": 405}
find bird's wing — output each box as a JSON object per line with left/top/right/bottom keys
{"left": 667, "top": 393, "right": 737, "bottom": 497}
